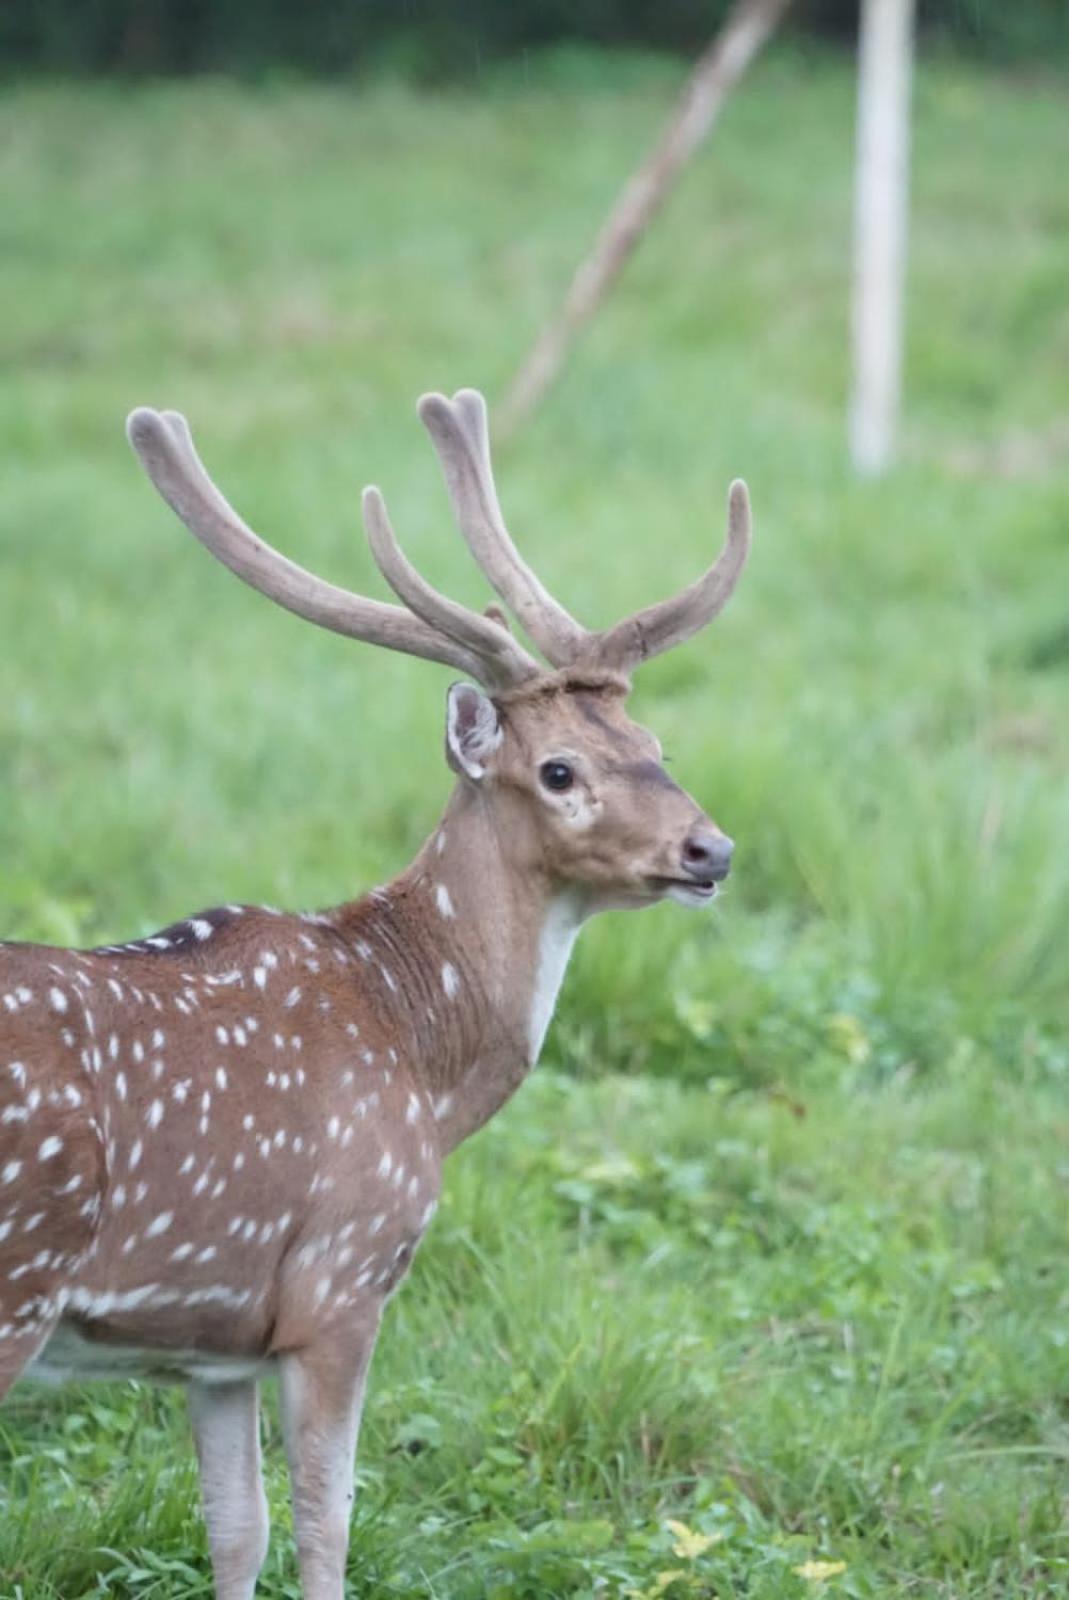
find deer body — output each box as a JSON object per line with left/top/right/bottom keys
{"left": 2, "top": 901, "right": 439, "bottom": 1387}
{"left": 1, "top": 390, "right": 750, "bottom": 1598}
{"left": 2, "top": 770, "right": 597, "bottom": 1387}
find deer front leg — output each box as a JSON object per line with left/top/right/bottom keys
{"left": 187, "top": 1379, "right": 270, "bottom": 1600}
{"left": 278, "top": 1314, "right": 381, "bottom": 1600}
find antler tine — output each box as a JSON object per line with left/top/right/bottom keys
{"left": 361, "top": 486, "right": 540, "bottom": 689}
{"left": 125, "top": 408, "right": 506, "bottom": 687}
{"left": 586, "top": 479, "right": 752, "bottom": 673}
{"left": 418, "top": 389, "right": 588, "bottom": 668}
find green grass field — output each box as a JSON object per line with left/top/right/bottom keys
{"left": 1, "top": 45, "right": 1068, "bottom": 1598}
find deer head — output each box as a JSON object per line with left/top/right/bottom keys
{"left": 126, "top": 390, "right": 750, "bottom": 917}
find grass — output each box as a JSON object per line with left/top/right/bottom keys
{"left": 1, "top": 42, "right": 1068, "bottom": 1598}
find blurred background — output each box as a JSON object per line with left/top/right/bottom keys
{"left": 3, "top": 0, "right": 1067, "bottom": 75}
{"left": 1, "top": 3, "right": 1068, "bottom": 1596}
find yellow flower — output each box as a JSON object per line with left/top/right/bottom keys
{"left": 651, "top": 1572, "right": 692, "bottom": 1595}
{"left": 793, "top": 1559, "right": 847, "bottom": 1582}
{"left": 826, "top": 1012, "right": 871, "bottom": 1065}
{"left": 624, "top": 1573, "right": 697, "bottom": 1599}
{"left": 664, "top": 1519, "right": 723, "bottom": 1560}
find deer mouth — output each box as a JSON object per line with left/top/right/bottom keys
{"left": 649, "top": 875, "right": 718, "bottom": 903}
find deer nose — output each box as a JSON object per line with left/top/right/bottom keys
{"left": 681, "top": 828, "right": 734, "bottom": 882}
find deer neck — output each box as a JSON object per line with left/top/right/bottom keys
{"left": 333, "top": 785, "right": 586, "bottom": 1153}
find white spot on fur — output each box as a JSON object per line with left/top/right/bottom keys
{"left": 435, "top": 883, "right": 455, "bottom": 919}
{"left": 441, "top": 962, "right": 459, "bottom": 1000}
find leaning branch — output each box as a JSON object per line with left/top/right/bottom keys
{"left": 498, "top": 0, "right": 792, "bottom": 435}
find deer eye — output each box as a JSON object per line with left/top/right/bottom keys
{"left": 539, "top": 760, "right": 574, "bottom": 793}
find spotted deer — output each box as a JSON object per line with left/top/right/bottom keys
{"left": 0, "top": 389, "right": 750, "bottom": 1598}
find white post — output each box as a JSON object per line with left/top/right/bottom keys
{"left": 849, "top": 0, "right": 916, "bottom": 475}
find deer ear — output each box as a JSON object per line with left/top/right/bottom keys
{"left": 445, "top": 683, "right": 503, "bottom": 781}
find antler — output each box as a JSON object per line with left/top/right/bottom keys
{"left": 418, "top": 389, "right": 589, "bottom": 667}
{"left": 128, "top": 392, "right": 750, "bottom": 692}
{"left": 360, "top": 485, "right": 535, "bottom": 681}
{"left": 419, "top": 389, "right": 751, "bottom": 676}
{"left": 581, "top": 478, "right": 752, "bottom": 672}
{"left": 126, "top": 408, "right": 540, "bottom": 691}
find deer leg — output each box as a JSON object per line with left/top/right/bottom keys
{"left": 0, "top": 1116, "right": 103, "bottom": 1400}
{"left": 0, "top": 1305, "right": 60, "bottom": 1399}
{"left": 188, "top": 1379, "right": 270, "bottom": 1600}
{"left": 278, "top": 1317, "right": 380, "bottom": 1600}
{"left": 0, "top": 1252, "right": 80, "bottom": 1400}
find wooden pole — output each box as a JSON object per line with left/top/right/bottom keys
{"left": 498, "top": 0, "right": 791, "bottom": 436}
{"left": 849, "top": 0, "right": 916, "bottom": 475}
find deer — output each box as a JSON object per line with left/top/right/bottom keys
{"left": 0, "top": 388, "right": 750, "bottom": 1599}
